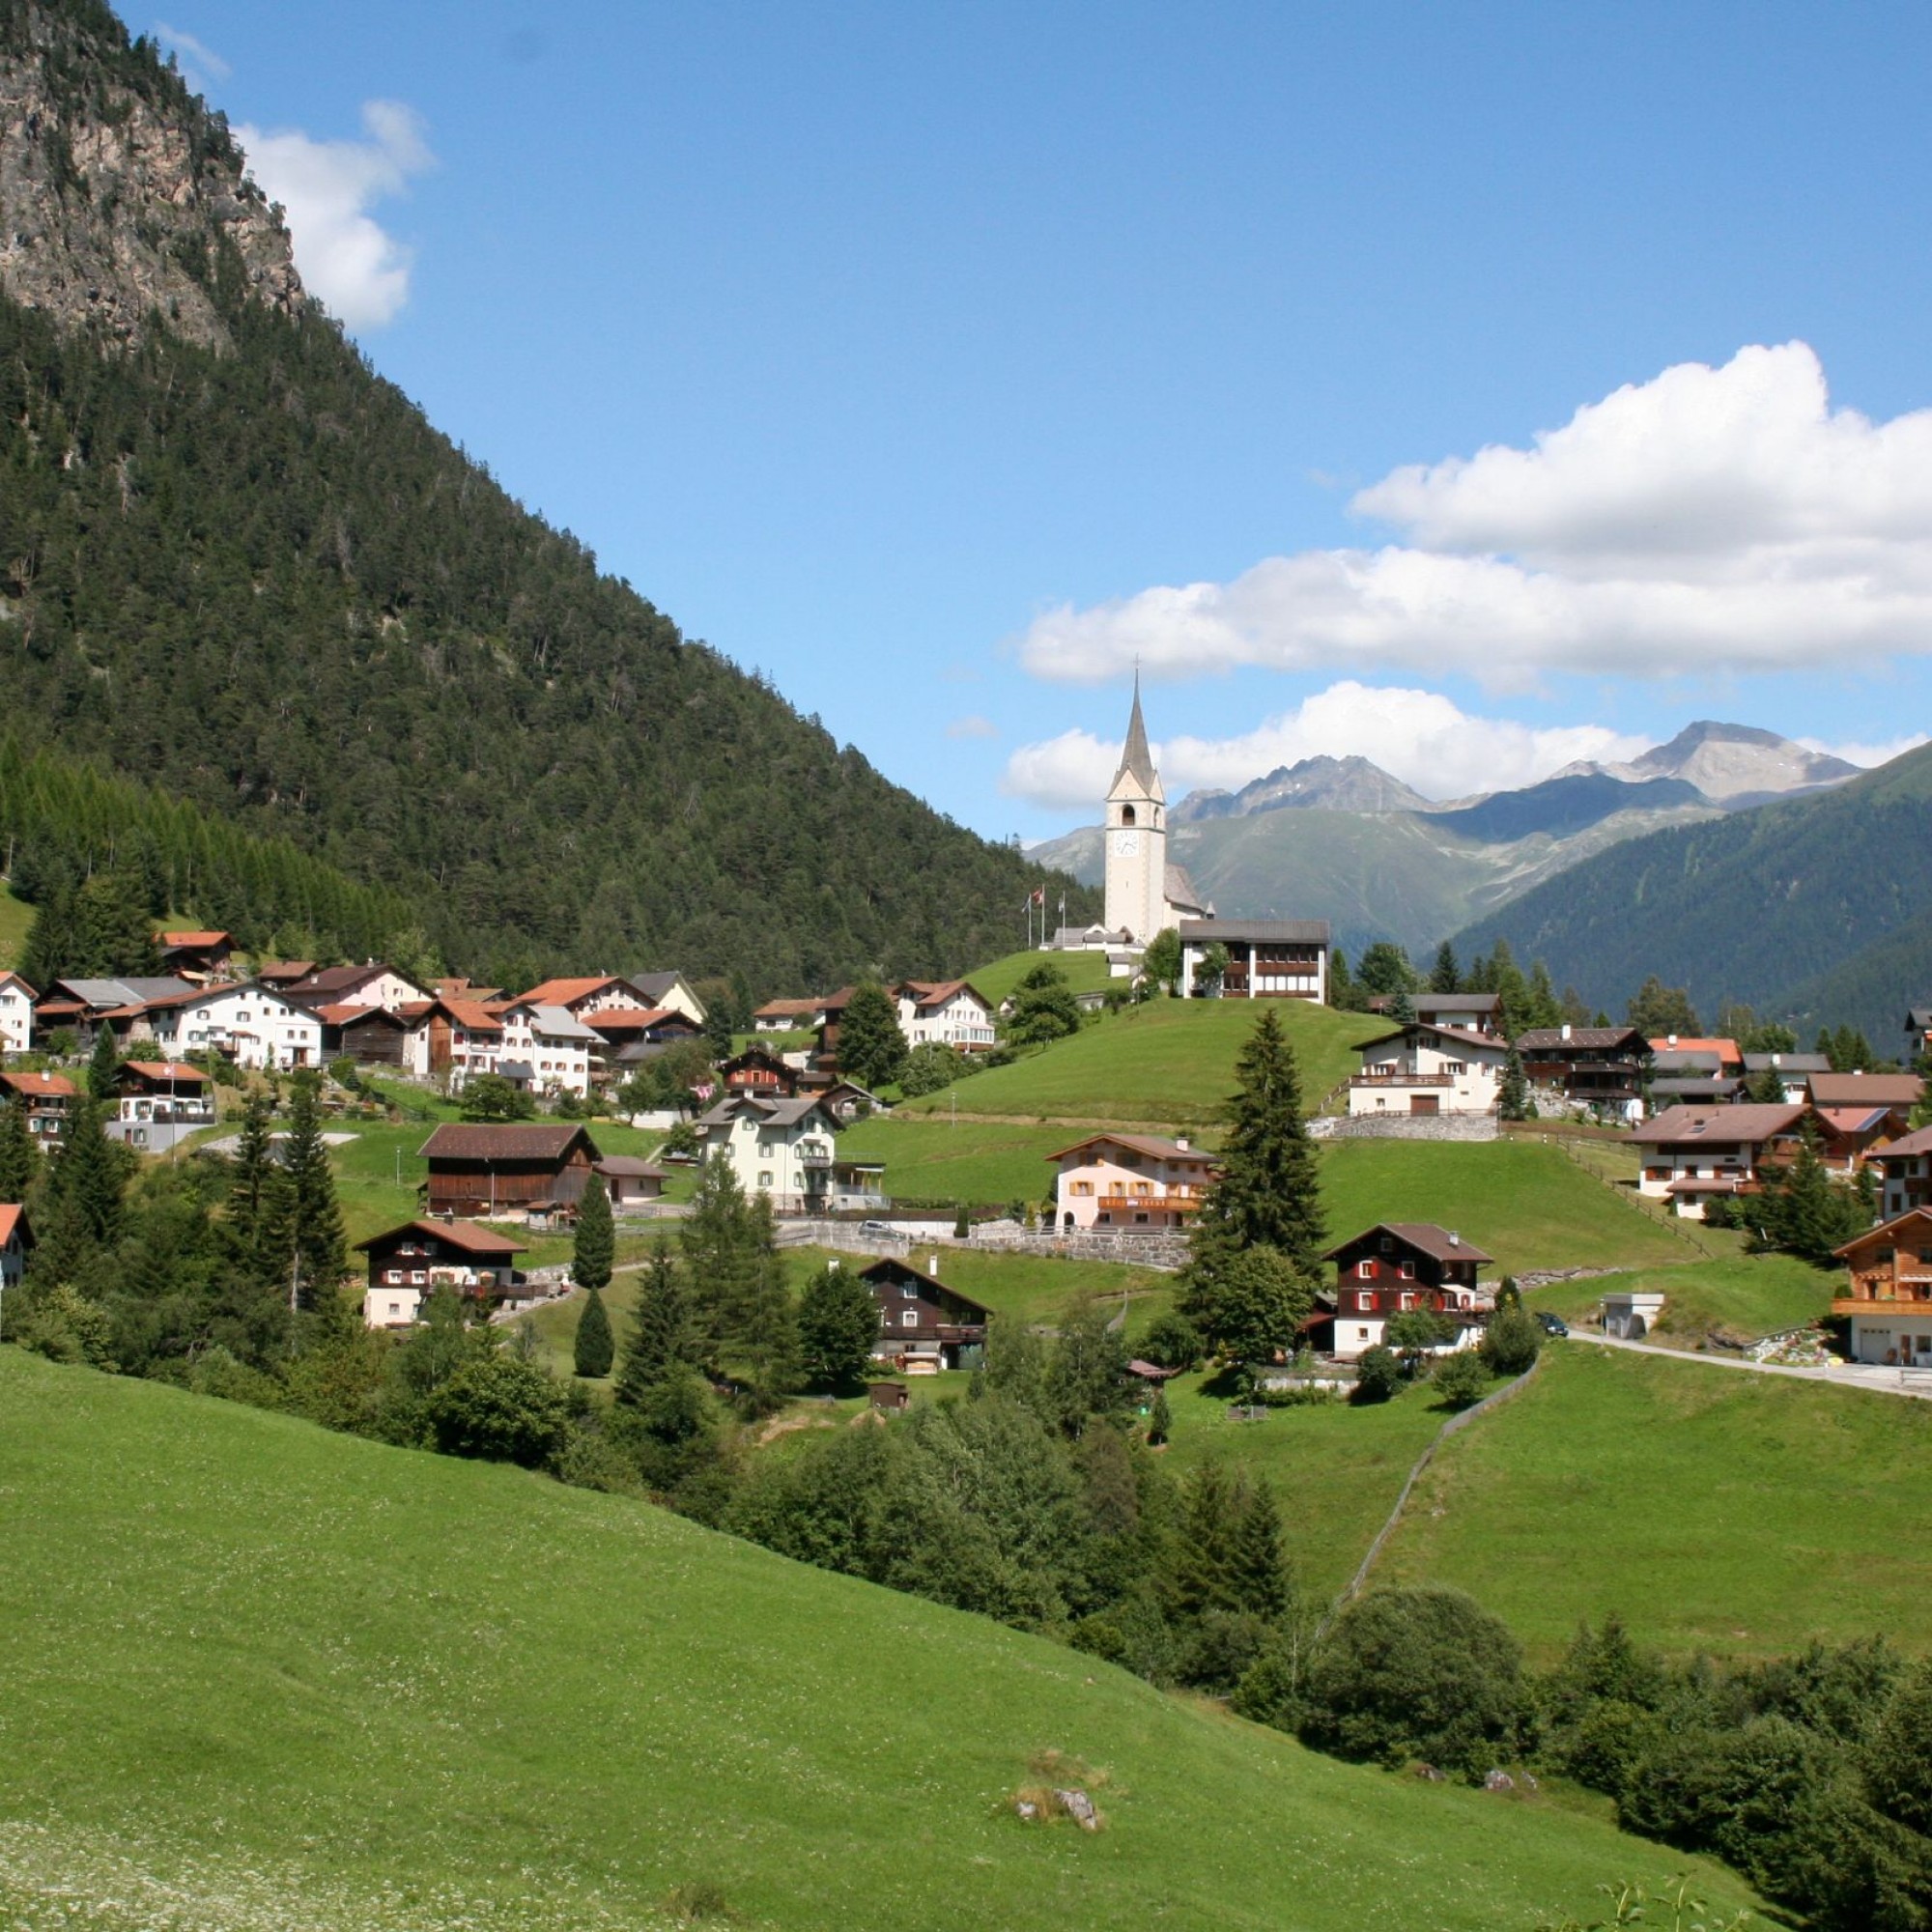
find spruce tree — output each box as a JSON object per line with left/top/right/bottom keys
{"left": 797, "top": 1260, "right": 881, "bottom": 1390}
{"left": 573, "top": 1286, "right": 615, "bottom": 1378}
{"left": 86, "top": 1022, "right": 120, "bottom": 1101}
{"left": 573, "top": 1172, "right": 615, "bottom": 1293}
{"left": 1147, "top": 1386, "right": 1172, "bottom": 1446}
{"left": 278, "top": 1073, "right": 347, "bottom": 1313}
{"left": 17, "top": 879, "right": 77, "bottom": 994}
{"left": 1187, "top": 1008, "right": 1325, "bottom": 1292}
{"left": 615, "top": 1239, "right": 691, "bottom": 1405}
{"left": 679, "top": 1154, "right": 757, "bottom": 1365}
{"left": 1747, "top": 1062, "right": 1788, "bottom": 1105}
{"left": 1230, "top": 1479, "right": 1293, "bottom": 1622}
{"left": 1498, "top": 1044, "right": 1531, "bottom": 1121}
{"left": 733, "top": 1190, "right": 801, "bottom": 1406}
{"left": 225, "top": 1092, "right": 276, "bottom": 1267}
{"left": 1386, "top": 985, "right": 1417, "bottom": 1025}
{"left": 1168, "top": 1461, "right": 1241, "bottom": 1622}
{"left": 52, "top": 1098, "right": 128, "bottom": 1249}
{"left": 1429, "top": 941, "right": 1461, "bottom": 995}
{"left": 0, "top": 1096, "right": 36, "bottom": 1203}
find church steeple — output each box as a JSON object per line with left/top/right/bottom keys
{"left": 1113, "top": 671, "right": 1157, "bottom": 793}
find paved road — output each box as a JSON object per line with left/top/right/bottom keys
{"left": 1568, "top": 1329, "right": 1932, "bottom": 1402}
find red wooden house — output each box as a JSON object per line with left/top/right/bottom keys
{"left": 1319, "top": 1223, "right": 1493, "bottom": 1361}
{"left": 860, "top": 1257, "right": 993, "bottom": 1372}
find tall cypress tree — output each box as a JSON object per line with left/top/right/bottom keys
{"left": 0, "top": 1095, "right": 36, "bottom": 1203}
{"left": 573, "top": 1169, "right": 615, "bottom": 1293}
{"left": 1498, "top": 1044, "right": 1531, "bottom": 1122}
{"left": 573, "top": 1286, "right": 614, "bottom": 1378}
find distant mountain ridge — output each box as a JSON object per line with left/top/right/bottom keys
{"left": 1033, "top": 720, "right": 1862, "bottom": 963}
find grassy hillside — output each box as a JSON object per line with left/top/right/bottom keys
{"left": 1375, "top": 1346, "right": 1932, "bottom": 1662}
{"left": 1526, "top": 1254, "right": 1836, "bottom": 1345}
{"left": 967, "top": 947, "right": 1118, "bottom": 1009}
{"left": 0, "top": 883, "right": 29, "bottom": 971}
{"left": 0, "top": 1350, "right": 1755, "bottom": 1932}
{"left": 898, "top": 998, "right": 1384, "bottom": 1127}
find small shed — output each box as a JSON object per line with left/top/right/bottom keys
{"left": 1602, "top": 1289, "right": 1666, "bottom": 1340}
{"left": 595, "top": 1155, "right": 667, "bottom": 1209}
{"left": 867, "top": 1380, "right": 910, "bottom": 1411}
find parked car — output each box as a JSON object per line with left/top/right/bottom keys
{"left": 1535, "top": 1311, "right": 1569, "bottom": 1338}
{"left": 859, "top": 1219, "right": 892, "bottom": 1236}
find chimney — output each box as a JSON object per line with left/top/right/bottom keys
{"left": 1448, "top": 1230, "right": 1460, "bottom": 1246}
{"left": 1176, "top": 1135, "right": 1190, "bottom": 1152}
{"left": 1560, "top": 1022, "right": 1572, "bottom": 1042}
{"left": 929, "top": 1253, "right": 940, "bottom": 1276}
{"left": 1666, "top": 1034, "right": 1678, "bottom": 1048}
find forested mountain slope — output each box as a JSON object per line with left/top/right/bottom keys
{"left": 0, "top": 0, "right": 1093, "bottom": 993}
{"left": 1452, "top": 741, "right": 1932, "bottom": 1037}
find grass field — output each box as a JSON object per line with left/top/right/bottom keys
{"left": 898, "top": 997, "right": 1384, "bottom": 1127}
{"left": 838, "top": 1116, "right": 1077, "bottom": 1208}
{"left": 0, "top": 1349, "right": 1755, "bottom": 1931}
{"left": 1525, "top": 1254, "right": 1838, "bottom": 1345}
{"left": 1321, "top": 1139, "right": 1694, "bottom": 1276}
{"left": 965, "top": 947, "right": 1119, "bottom": 1009}
{"left": 0, "top": 885, "right": 30, "bottom": 971}
{"left": 1374, "top": 1345, "right": 1932, "bottom": 1662}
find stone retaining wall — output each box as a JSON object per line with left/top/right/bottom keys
{"left": 1311, "top": 1112, "right": 1499, "bottom": 1143}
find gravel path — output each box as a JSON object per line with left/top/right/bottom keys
{"left": 1568, "top": 1329, "right": 1932, "bottom": 1402}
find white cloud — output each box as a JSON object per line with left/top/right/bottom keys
{"left": 237, "top": 100, "right": 433, "bottom": 328}
{"left": 1799, "top": 731, "right": 1930, "bottom": 770}
{"left": 1019, "top": 343, "right": 1932, "bottom": 690}
{"left": 1002, "top": 680, "right": 1651, "bottom": 810}
{"left": 946, "top": 714, "right": 999, "bottom": 740}
{"left": 154, "top": 21, "right": 230, "bottom": 87}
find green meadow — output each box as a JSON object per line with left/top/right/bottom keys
{"left": 0, "top": 885, "right": 30, "bottom": 971}
{"left": 1374, "top": 1344, "right": 1932, "bottom": 1662}
{"left": 896, "top": 996, "right": 1384, "bottom": 1126}
{"left": 961, "top": 947, "right": 1120, "bottom": 1009}
{"left": 0, "top": 1349, "right": 1755, "bottom": 1932}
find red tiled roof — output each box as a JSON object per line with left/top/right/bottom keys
{"left": 0, "top": 1204, "right": 28, "bottom": 1246}
{"left": 160, "top": 930, "right": 232, "bottom": 949}
{"left": 585, "top": 1007, "right": 682, "bottom": 1034}
{"left": 1645, "top": 1037, "right": 1743, "bottom": 1066}
{"left": 517, "top": 976, "right": 627, "bottom": 1009}
{"left": 753, "top": 998, "right": 819, "bottom": 1018}
{"left": 1, "top": 1070, "right": 75, "bottom": 1099}
{"left": 353, "top": 1216, "right": 527, "bottom": 1257}
{"left": 121, "top": 1061, "right": 207, "bottom": 1083}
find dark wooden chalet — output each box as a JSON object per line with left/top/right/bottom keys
{"left": 315, "top": 1003, "right": 410, "bottom": 1066}
{"left": 0, "top": 1069, "right": 75, "bottom": 1146}
{"left": 1515, "top": 1024, "right": 1651, "bottom": 1111}
{"left": 860, "top": 1257, "right": 993, "bottom": 1371}
{"left": 720, "top": 1043, "right": 801, "bottom": 1097}
{"left": 355, "top": 1217, "right": 527, "bottom": 1327}
{"left": 158, "top": 929, "right": 235, "bottom": 980}
{"left": 1321, "top": 1222, "right": 1492, "bottom": 1320}
{"left": 417, "top": 1122, "right": 604, "bottom": 1221}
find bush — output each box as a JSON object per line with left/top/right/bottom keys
{"left": 1138, "top": 1310, "right": 1203, "bottom": 1371}
{"left": 1432, "top": 1350, "right": 1490, "bottom": 1408}
{"left": 1300, "top": 1586, "right": 1530, "bottom": 1778}
{"left": 423, "top": 1354, "right": 570, "bottom": 1467}
{"left": 1481, "top": 1304, "right": 1544, "bottom": 1377}
{"left": 899, "top": 1042, "right": 967, "bottom": 1097}
{"left": 1351, "top": 1345, "right": 1401, "bottom": 1404}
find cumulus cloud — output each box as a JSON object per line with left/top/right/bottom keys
{"left": 154, "top": 22, "right": 230, "bottom": 88}
{"left": 237, "top": 100, "right": 433, "bottom": 328}
{"left": 1002, "top": 680, "right": 1652, "bottom": 810}
{"left": 1019, "top": 343, "right": 1932, "bottom": 690}
{"left": 946, "top": 714, "right": 999, "bottom": 740}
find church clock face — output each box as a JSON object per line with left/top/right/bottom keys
{"left": 1112, "top": 829, "right": 1140, "bottom": 857}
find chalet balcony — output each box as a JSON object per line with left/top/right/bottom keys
{"left": 1094, "top": 1192, "right": 1203, "bottom": 1216}
{"left": 1350, "top": 1072, "right": 1453, "bottom": 1088}
{"left": 797, "top": 1141, "right": 835, "bottom": 1169}
{"left": 1834, "top": 1292, "right": 1932, "bottom": 1317}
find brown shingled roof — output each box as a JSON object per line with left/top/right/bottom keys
{"left": 1321, "top": 1222, "right": 1495, "bottom": 1265}
{"left": 417, "top": 1122, "right": 602, "bottom": 1163}
{"left": 353, "top": 1216, "right": 527, "bottom": 1257}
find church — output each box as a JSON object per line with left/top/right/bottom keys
{"left": 1048, "top": 679, "right": 1211, "bottom": 966}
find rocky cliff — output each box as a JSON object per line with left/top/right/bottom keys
{"left": 0, "top": 0, "right": 301, "bottom": 347}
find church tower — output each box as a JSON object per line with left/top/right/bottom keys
{"left": 1103, "top": 675, "right": 1167, "bottom": 945}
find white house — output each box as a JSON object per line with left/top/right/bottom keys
{"left": 1629, "top": 1103, "right": 1805, "bottom": 1218}
{"left": 400, "top": 996, "right": 505, "bottom": 1091}
{"left": 1348, "top": 1022, "right": 1508, "bottom": 1118}
{"left": 0, "top": 970, "right": 34, "bottom": 1055}
{"left": 1051, "top": 1132, "right": 1218, "bottom": 1232}
{"left": 283, "top": 963, "right": 433, "bottom": 1013}
{"left": 497, "top": 1002, "right": 598, "bottom": 1098}
{"left": 895, "top": 980, "right": 996, "bottom": 1053}
{"left": 695, "top": 1092, "right": 874, "bottom": 1214}
{"left": 628, "top": 972, "right": 707, "bottom": 1027}
{"left": 1180, "top": 920, "right": 1330, "bottom": 1004}
{"left": 145, "top": 982, "right": 325, "bottom": 1071}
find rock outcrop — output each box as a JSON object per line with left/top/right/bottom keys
{"left": 0, "top": 4, "right": 302, "bottom": 347}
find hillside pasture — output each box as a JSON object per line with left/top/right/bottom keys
{"left": 1525, "top": 1254, "right": 1837, "bottom": 1345}
{"left": 964, "top": 946, "right": 1119, "bottom": 1009}
{"left": 0, "top": 1350, "right": 1757, "bottom": 1932}
{"left": 0, "top": 885, "right": 30, "bottom": 971}
{"left": 1374, "top": 1344, "right": 1932, "bottom": 1661}
{"left": 899, "top": 997, "right": 1383, "bottom": 1127}
{"left": 837, "top": 1116, "right": 1076, "bottom": 1208}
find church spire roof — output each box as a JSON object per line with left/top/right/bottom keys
{"left": 1113, "top": 672, "right": 1157, "bottom": 792}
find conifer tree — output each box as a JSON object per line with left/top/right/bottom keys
{"left": 52, "top": 1098, "right": 128, "bottom": 1250}
{"left": 1187, "top": 1008, "right": 1325, "bottom": 1290}
{"left": 837, "top": 980, "right": 909, "bottom": 1089}
{"left": 225, "top": 1092, "right": 276, "bottom": 1266}
{"left": 1168, "top": 1461, "right": 1241, "bottom": 1622}
{"left": 1747, "top": 1062, "right": 1788, "bottom": 1105}
{"left": 1386, "top": 985, "right": 1417, "bottom": 1025}
{"left": 733, "top": 1190, "right": 801, "bottom": 1406}
{"left": 1498, "top": 1044, "right": 1531, "bottom": 1122}
{"left": 1230, "top": 1478, "right": 1293, "bottom": 1622}
{"left": 0, "top": 1096, "right": 36, "bottom": 1203}
{"left": 615, "top": 1239, "right": 692, "bottom": 1405}
{"left": 679, "top": 1154, "right": 757, "bottom": 1366}
{"left": 573, "top": 1285, "right": 614, "bottom": 1378}
{"left": 276, "top": 1072, "right": 347, "bottom": 1313}
{"left": 86, "top": 1022, "right": 120, "bottom": 1101}
{"left": 1147, "top": 1386, "right": 1172, "bottom": 1446}
{"left": 797, "top": 1260, "right": 881, "bottom": 1390}
{"left": 1429, "top": 941, "right": 1460, "bottom": 994}
{"left": 573, "top": 1171, "right": 614, "bottom": 1293}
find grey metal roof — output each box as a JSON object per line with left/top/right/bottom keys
{"left": 57, "top": 977, "right": 195, "bottom": 1007}
{"left": 1178, "top": 919, "right": 1330, "bottom": 943}
{"left": 1741, "top": 1052, "right": 1831, "bottom": 1073}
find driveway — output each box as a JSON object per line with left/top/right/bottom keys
{"left": 1569, "top": 1329, "right": 1932, "bottom": 1403}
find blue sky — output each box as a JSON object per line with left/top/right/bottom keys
{"left": 156, "top": 3, "right": 1932, "bottom": 838}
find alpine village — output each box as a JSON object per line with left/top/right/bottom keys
{"left": 4, "top": 9, "right": 1932, "bottom": 1932}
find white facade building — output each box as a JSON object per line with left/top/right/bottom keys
{"left": 0, "top": 971, "right": 34, "bottom": 1055}
{"left": 694, "top": 1092, "right": 875, "bottom": 1214}
{"left": 1179, "top": 921, "right": 1329, "bottom": 1004}
{"left": 1051, "top": 1132, "right": 1218, "bottom": 1232}
{"left": 895, "top": 980, "right": 996, "bottom": 1052}
{"left": 1348, "top": 1022, "right": 1508, "bottom": 1118}
{"left": 497, "top": 1002, "right": 598, "bottom": 1098}
{"left": 146, "top": 983, "right": 325, "bottom": 1070}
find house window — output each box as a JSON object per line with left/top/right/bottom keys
{"left": 1357, "top": 1260, "right": 1374, "bottom": 1278}
{"left": 410, "top": 1270, "right": 426, "bottom": 1286}
{"left": 385, "top": 1268, "right": 404, "bottom": 1284}
{"left": 758, "top": 1172, "right": 773, "bottom": 1188}
{"left": 900, "top": 1283, "right": 918, "bottom": 1297}
{"left": 1071, "top": 1180, "right": 1094, "bottom": 1197}
{"left": 900, "top": 1310, "right": 918, "bottom": 1328}
{"left": 1356, "top": 1326, "right": 1370, "bottom": 1340}
{"left": 1399, "top": 1261, "right": 1416, "bottom": 1279}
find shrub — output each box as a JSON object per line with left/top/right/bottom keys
{"left": 1432, "top": 1350, "right": 1491, "bottom": 1408}
{"left": 423, "top": 1354, "right": 570, "bottom": 1467}
{"left": 1481, "top": 1304, "right": 1544, "bottom": 1377}
{"left": 1138, "top": 1310, "right": 1203, "bottom": 1371}
{"left": 1351, "top": 1345, "right": 1401, "bottom": 1404}
{"left": 1300, "top": 1585, "right": 1529, "bottom": 1778}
